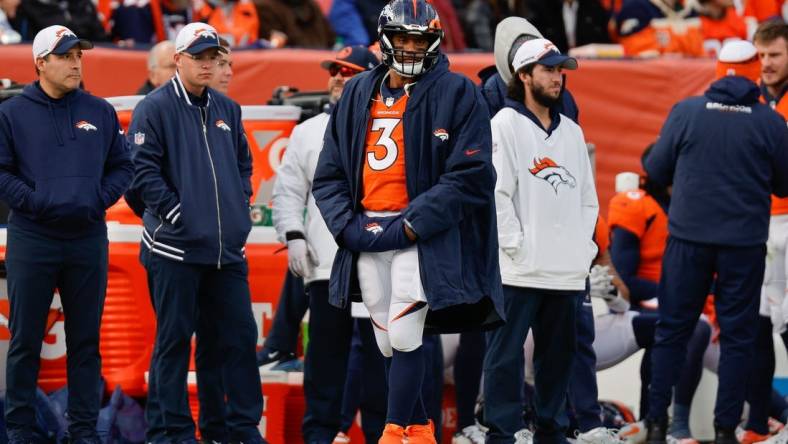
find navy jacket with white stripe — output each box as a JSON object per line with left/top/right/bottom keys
{"left": 127, "top": 73, "right": 253, "bottom": 265}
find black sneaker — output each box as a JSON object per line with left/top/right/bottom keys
{"left": 715, "top": 426, "right": 738, "bottom": 444}
{"left": 646, "top": 418, "right": 668, "bottom": 444}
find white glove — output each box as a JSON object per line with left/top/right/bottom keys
{"left": 589, "top": 264, "right": 630, "bottom": 313}
{"left": 778, "top": 294, "right": 788, "bottom": 334}
{"left": 287, "top": 239, "right": 317, "bottom": 278}
{"left": 605, "top": 293, "right": 631, "bottom": 313}
{"left": 589, "top": 265, "right": 615, "bottom": 299}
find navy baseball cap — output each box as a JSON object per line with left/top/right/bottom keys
{"left": 512, "top": 38, "right": 578, "bottom": 72}
{"left": 175, "top": 23, "right": 227, "bottom": 55}
{"left": 32, "top": 25, "right": 93, "bottom": 61}
{"left": 320, "top": 45, "right": 380, "bottom": 72}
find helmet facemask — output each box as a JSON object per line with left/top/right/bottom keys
{"left": 379, "top": 28, "right": 441, "bottom": 78}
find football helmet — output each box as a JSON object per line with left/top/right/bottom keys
{"left": 377, "top": 0, "right": 443, "bottom": 78}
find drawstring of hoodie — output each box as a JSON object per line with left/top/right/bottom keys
{"left": 47, "top": 101, "right": 64, "bottom": 146}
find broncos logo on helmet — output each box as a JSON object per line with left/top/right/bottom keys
{"left": 377, "top": 0, "right": 443, "bottom": 78}
{"left": 529, "top": 157, "right": 576, "bottom": 193}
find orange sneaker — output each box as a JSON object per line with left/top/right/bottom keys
{"left": 740, "top": 430, "right": 770, "bottom": 444}
{"left": 379, "top": 423, "right": 407, "bottom": 444}
{"left": 405, "top": 420, "right": 437, "bottom": 444}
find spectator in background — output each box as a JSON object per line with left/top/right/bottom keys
{"left": 14, "top": 0, "right": 108, "bottom": 41}
{"left": 329, "top": 0, "right": 465, "bottom": 50}
{"left": 328, "top": 0, "right": 387, "bottom": 46}
{"left": 615, "top": 0, "right": 704, "bottom": 56}
{"left": 255, "top": 0, "right": 335, "bottom": 48}
{"left": 0, "top": 0, "right": 20, "bottom": 44}
{"left": 524, "top": 0, "right": 612, "bottom": 53}
{"left": 210, "top": 39, "right": 233, "bottom": 93}
{"left": 458, "top": 0, "right": 494, "bottom": 50}
{"left": 110, "top": 0, "right": 191, "bottom": 45}
{"left": 137, "top": 40, "right": 176, "bottom": 94}
{"left": 698, "top": 0, "right": 747, "bottom": 56}
{"left": 193, "top": 0, "right": 259, "bottom": 47}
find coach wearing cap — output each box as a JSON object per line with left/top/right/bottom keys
{"left": 127, "top": 22, "right": 266, "bottom": 444}
{"left": 0, "top": 25, "right": 133, "bottom": 444}
{"left": 644, "top": 40, "right": 788, "bottom": 444}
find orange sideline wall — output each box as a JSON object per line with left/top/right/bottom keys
{"left": 0, "top": 45, "right": 716, "bottom": 212}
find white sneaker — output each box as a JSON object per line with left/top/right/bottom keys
{"left": 514, "top": 429, "right": 534, "bottom": 444}
{"left": 666, "top": 434, "right": 698, "bottom": 444}
{"left": 618, "top": 421, "right": 647, "bottom": 444}
{"left": 576, "top": 427, "right": 625, "bottom": 444}
{"left": 761, "top": 429, "right": 788, "bottom": 444}
{"left": 332, "top": 431, "right": 350, "bottom": 444}
{"left": 451, "top": 424, "right": 487, "bottom": 444}
{"left": 770, "top": 419, "right": 786, "bottom": 435}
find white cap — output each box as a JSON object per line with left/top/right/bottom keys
{"left": 175, "top": 23, "right": 227, "bottom": 55}
{"left": 32, "top": 25, "right": 93, "bottom": 61}
{"left": 512, "top": 38, "right": 578, "bottom": 73}
{"left": 718, "top": 39, "right": 757, "bottom": 63}
{"left": 615, "top": 172, "right": 640, "bottom": 192}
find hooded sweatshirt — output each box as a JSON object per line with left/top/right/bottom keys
{"left": 0, "top": 82, "right": 133, "bottom": 239}
{"left": 645, "top": 76, "right": 788, "bottom": 246}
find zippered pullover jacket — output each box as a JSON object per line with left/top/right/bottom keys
{"left": 127, "top": 72, "right": 253, "bottom": 265}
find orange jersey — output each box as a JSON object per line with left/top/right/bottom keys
{"left": 616, "top": 0, "right": 704, "bottom": 57}
{"left": 595, "top": 215, "right": 611, "bottom": 257}
{"left": 608, "top": 189, "right": 668, "bottom": 283}
{"left": 362, "top": 93, "right": 410, "bottom": 212}
{"left": 619, "top": 18, "right": 704, "bottom": 56}
{"left": 744, "top": 0, "right": 784, "bottom": 22}
{"left": 763, "top": 91, "right": 788, "bottom": 214}
{"left": 700, "top": 8, "right": 747, "bottom": 57}
{"left": 194, "top": 0, "right": 259, "bottom": 47}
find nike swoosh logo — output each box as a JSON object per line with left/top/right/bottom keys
{"left": 465, "top": 149, "right": 480, "bottom": 156}
{"left": 267, "top": 351, "right": 278, "bottom": 359}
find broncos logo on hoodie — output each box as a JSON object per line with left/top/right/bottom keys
{"left": 529, "top": 157, "right": 576, "bottom": 193}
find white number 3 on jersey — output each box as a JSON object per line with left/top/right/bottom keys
{"left": 368, "top": 118, "right": 400, "bottom": 171}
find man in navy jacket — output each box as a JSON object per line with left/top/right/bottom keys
{"left": 127, "top": 22, "right": 265, "bottom": 444}
{"left": 0, "top": 25, "right": 133, "bottom": 444}
{"left": 312, "top": 1, "right": 503, "bottom": 442}
{"left": 644, "top": 40, "right": 788, "bottom": 444}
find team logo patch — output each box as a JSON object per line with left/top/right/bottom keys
{"left": 626, "top": 190, "right": 643, "bottom": 200}
{"left": 134, "top": 132, "right": 145, "bottom": 145}
{"left": 365, "top": 222, "right": 384, "bottom": 235}
{"left": 75, "top": 121, "right": 97, "bottom": 131}
{"left": 215, "top": 120, "right": 231, "bottom": 131}
{"left": 433, "top": 128, "right": 449, "bottom": 142}
{"left": 529, "top": 157, "right": 576, "bottom": 193}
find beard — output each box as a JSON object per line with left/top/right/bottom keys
{"left": 531, "top": 82, "right": 561, "bottom": 108}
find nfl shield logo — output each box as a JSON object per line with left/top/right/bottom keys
{"left": 134, "top": 132, "right": 145, "bottom": 145}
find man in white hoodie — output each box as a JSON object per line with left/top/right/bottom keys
{"left": 484, "top": 37, "right": 599, "bottom": 444}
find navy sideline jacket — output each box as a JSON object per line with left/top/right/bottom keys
{"left": 645, "top": 76, "right": 788, "bottom": 246}
{"left": 127, "top": 73, "right": 253, "bottom": 266}
{"left": 0, "top": 82, "right": 133, "bottom": 239}
{"left": 312, "top": 55, "right": 504, "bottom": 333}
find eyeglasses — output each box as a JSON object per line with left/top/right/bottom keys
{"left": 182, "top": 52, "right": 221, "bottom": 65}
{"left": 329, "top": 65, "right": 362, "bottom": 78}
